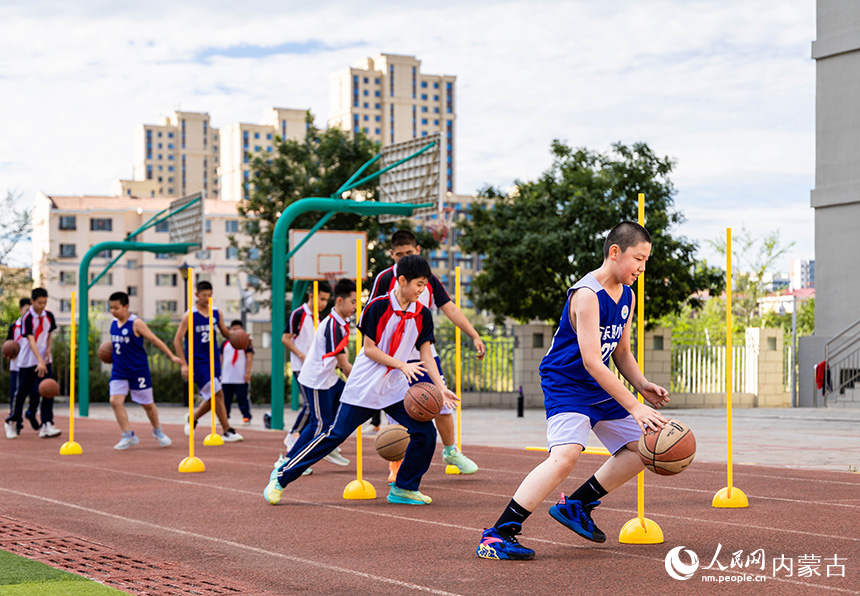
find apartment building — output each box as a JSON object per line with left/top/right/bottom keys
{"left": 31, "top": 193, "right": 269, "bottom": 325}
{"left": 329, "top": 53, "right": 456, "bottom": 193}
{"left": 790, "top": 258, "right": 814, "bottom": 290}
{"left": 114, "top": 111, "right": 220, "bottom": 199}
{"left": 219, "top": 107, "right": 307, "bottom": 201}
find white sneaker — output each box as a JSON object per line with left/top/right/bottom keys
{"left": 114, "top": 432, "right": 139, "bottom": 450}
{"left": 284, "top": 432, "right": 299, "bottom": 450}
{"left": 153, "top": 428, "right": 172, "bottom": 447}
{"left": 5, "top": 421, "right": 18, "bottom": 439}
{"left": 39, "top": 421, "right": 62, "bottom": 438}
{"left": 323, "top": 447, "right": 350, "bottom": 467}
{"left": 223, "top": 429, "right": 244, "bottom": 442}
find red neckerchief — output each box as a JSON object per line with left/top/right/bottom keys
{"left": 322, "top": 312, "right": 350, "bottom": 361}
{"left": 386, "top": 302, "right": 423, "bottom": 371}
{"left": 32, "top": 310, "right": 44, "bottom": 342}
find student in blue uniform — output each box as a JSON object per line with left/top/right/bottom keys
{"left": 108, "top": 291, "right": 182, "bottom": 450}
{"left": 476, "top": 222, "right": 670, "bottom": 560}
{"left": 265, "top": 255, "right": 458, "bottom": 506}
{"left": 370, "top": 230, "right": 485, "bottom": 479}
{"left": 173, "top": 281, "right": 243, "bottom": 442}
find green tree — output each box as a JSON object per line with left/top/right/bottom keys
{"left": 459, "top": 141, "right": 723, "bottom": 324}
{"left": 707, "top": 227, "right": 794, "bottom": 327}
{"left": 233, "top": 114, "right": 436, "bottom": 304}
{"left": 0, "top": 190, "right": 33, "bottom": 320}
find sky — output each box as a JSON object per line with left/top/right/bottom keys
{"left": 0, "top": 0, "right": 816, "bottom": 270}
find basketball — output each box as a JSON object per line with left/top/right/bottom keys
{"left": 230, "top": 328, "right": 250, "bottom": 350}
{"left": 2, "top": 339, "right": 19, "bottom": 360}
{"left": 98, "top": 341, "right": 113, "bottom": 364}
{"left": 403, "top": 382, "right": 443, "bottom": 422}
{"left": 39, "top": 378, "right": 59, "bottom": 399}
{"left": 374, "top": 424, "right": 410, "bottom": 461}
{"left": 638, "top": 419, "right": 696, "bottom": 476}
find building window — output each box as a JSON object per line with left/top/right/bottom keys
{"left": 196, "top": 250, "right": 211, "bottom": 260}
{"left": 60, "top": 299, "right": 72, "bottom": 312}
{"left": 421, "top": 118, "right": 428, "bottom": 125}
{"left": 195, "top": 272, "right": 211, "bottom": 284}
{"left": 421, "top": 94, "right": 427, "bottom": 100}
{"left": 224, "top": 300, "right": 240, "bottom": 312}
{"left": 96, "top": 249, "right": 112, "bottom": 259}
{"left": 59, "top": 271, "right": 76, "bottom": 286}
{"left": 58, "top": 216, "right": 76, "bottom": 230}
{"left": 89, "top": 272, "right": 113, "bottom": 286}
{"left": 155, "top": 253, "right": 172, "bottom": 260}
{"left": 90, "top": 300, "right": 110, "bottom": 313}
{"left": 421, "top": 106, "right": 428, "bottom": 113}
{"left": 90, "top": 218, "right": 112, "bottom": 232}
{"left": 225, "top": 273, "right": 237, "bottom": 286}
{"left": 155, "top": 273, "right": 178, "bottom": 287}
{"left": 156, "top": 300, "right": 178, "bottom": 314}
{"left": 389, "top": 64, "right": 394, "bottom": 97}
{"left": 155, "top": 220, "right": 169, "bottom": 233}
{"left": 127, "top": 286, "right": 138, "bottom": 296}
{"left": 226, "top": 246, "right": 239, "bottom": 259}
{"left": 126, "top": 259, "right": 139, "bottom": 269}
{"left": 421, "top": 81, "right": 428, "bottom": 88}
{"left": 249, "top": 248, "right": 260, "bottom": 260}
{"left": 225, "top": 220, "right": 239, "bottom": 233}
{"left": 205, "top": 220, "right": 212, "bottom": 233}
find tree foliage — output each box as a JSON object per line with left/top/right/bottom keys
{"left": 233, "top": 114, "right": 436, "bottom": 305}
{"left": 0, "top": 190, "right": 33, "bottom": 316}
{"left": 459, "top": 141, "right": 723, "bottom": 324}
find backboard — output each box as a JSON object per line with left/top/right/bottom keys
{"left": 378, "top": 132, "right": 444, "bottom": 223}
{"left": 289, "top": 230, "right": 368, "bottom": 280}
{"left": 168, "top": 192, "right": 205, "bottom": 248}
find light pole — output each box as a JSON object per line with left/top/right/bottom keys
{"left": 178, "top": 261, "right": 191, "bottom": 312}
{"left": 780, "top": 295, "right": 799, "bottom": 407}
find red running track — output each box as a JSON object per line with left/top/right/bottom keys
{"left": 1, "top": 415, "right": 858, "bottom": 596}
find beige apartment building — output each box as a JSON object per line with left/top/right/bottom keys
{"left": 31, "top": 193, "right": 270, "bottom": 325}
{"left": 114, "top": 111, "right": 220, "bottom": 199}
{"left": 329, "top": 53, "right": 456, "bottom": 193}
{"left": 219, "top": 107, "right": 307, "bottom": 201}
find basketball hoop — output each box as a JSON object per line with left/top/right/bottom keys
{"left": 322, "top": 271, "right": 348, "bottom": 289}
{"left": 200, "top": 262, "right": 217, "bottom": 275}
{"left": 430, "top": 207, "right": 456, "bottom": 244}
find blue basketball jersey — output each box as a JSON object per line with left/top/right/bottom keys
{"left": 110, "top": 315, "right": 151, "bottom": 382}
{"left": 539, "top": 273, "right": 633, "bottom": 415}
{"left": 185, "top": 306, "right": 222, "bottom": 378}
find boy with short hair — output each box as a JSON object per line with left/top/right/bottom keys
{"left": 275, "top": 278, "right": 356, "bottom": 471}
{"left": 108, "top": 291, "right": 181, "bottom": 450}
{"left": 281, "top": 282, "right": 330, "bottom": 448}
{"left": 370, "top": 229, "right": 485, "bottom": 478}
{"left": 173, "top": 281, "right": 243, "bottom": 442}
{"left": 476, "top": 222, "right": 670, "bottom": 560}
{"left": 4, "top": 288, "right": 61, "bottom": 439}
{"left": 265, "top": 255, "right": 458, "bottom": 506}
{"left": 221, "top": 320, "right": 254, "bottom": 426}
{"left": 5, "top": 298, "right": 31, "bottom": 417}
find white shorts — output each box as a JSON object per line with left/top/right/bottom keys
{"left": 546, "top": 411, "right": 640, "bottom": 455}
{"left": 109, "top": 380, "right": 154, "bottom": 405}
{"left": 199, "top": 378, "right": 222, "bottom": 398}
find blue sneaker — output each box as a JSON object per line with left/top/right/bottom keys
{"left": 548, "top": 493, "right": 606, "bottom": 543}
{"left": 387, "top": 483, "right": 432, "bottom": 505}
{"left": 476, "top": 522, "right": 535, "bottom": 560}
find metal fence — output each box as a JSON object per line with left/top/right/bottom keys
{"left": 435, "top": 331, "right": 515, "bottom": 393}
{"left": 671, "top": 344, "right": 757, "bottom": 394}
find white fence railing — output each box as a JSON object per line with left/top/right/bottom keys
{"left": 671, "top": 345, "right": 758, "bottom": 394}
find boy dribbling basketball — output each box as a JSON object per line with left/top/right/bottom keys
{"left": 476, "top": 222, "right": 670, "bottom": 560}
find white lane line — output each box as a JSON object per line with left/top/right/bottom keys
{"left": 0, "top": 487, "right": 465, "bottom": 596}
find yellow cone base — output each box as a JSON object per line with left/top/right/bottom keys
{"left": 59, "top": 441, "right": 83, "bottom": 455}
{"left": 618, "top": 517, "right": 664, "bottom": 544}
{"left": 712, "top": 486, "right": 749, "bottom": 508}
{"left": 445, "top": 464, "right": 461, "bottom": 475}
{"left": 343, "top": 479, "right": 376, "bottom": 500}
{"left": 178, "top": 456, "right": 205, "bottom": 473}
{"left": 203, "top": 433, "right": 224, "bottom": 446}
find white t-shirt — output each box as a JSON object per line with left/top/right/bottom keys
{"left": 298, "top": 310, "right": 350, "bottom": 391}
{"left": 287, "top": 303, "right": 314, "bottom": 372}
{"left": 17, "top": 307, "right": 56, "bottom": 369}
{"left": 221, "top": 338, "right": 254, "bottom": 384}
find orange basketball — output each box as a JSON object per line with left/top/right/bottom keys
{"left": 230, "top": 329, "right": 250, "bottom": 350}
{"left": 39, "top": 378, "right": 59, "bottom": 399}
{"left": 638, "top": 419, "right": 696, "bottom": 476}
{"left": 98, "top": 341, "right": 113, "bottom": 364}
{"left": 2, "top": 339, "right": 19, "bottom": 360}
{"left": 403, "top": 382, "right": 443, "bottom": 422}
{"left": 374, "top": 424, "right": 410, "bottom": 461}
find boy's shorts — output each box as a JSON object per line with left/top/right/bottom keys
{"left": 109, "top": 379, "right": 154, "bottom": 405}
{"left": 546, "top": 399, "right": 640, "bottom": 455}
{"left": 407, "top": 356, "right": 453, "bottom": 415}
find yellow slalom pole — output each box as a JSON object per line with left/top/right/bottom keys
{"left": 203, "top": 297, "right": 223, "bottom": 446}
{"left": 60, "top": 291, "right": 82, "bottom": 455}
{"left": 179, "top": 269, "right": 205, "bottom": 472}
{"left": 714, "top": 228, "right": 748, "bottom": 507}
{"left": 345, "top": 237, "right": 376, "bottom": 500}
{"left": 445, "top": 266, "right": 463, "bottom": 474}
{"left": 313, "top": 281, "right": 319, "bottom": 330}
{"left": 619, "top": 192, "right": 663, "bottom": 544}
